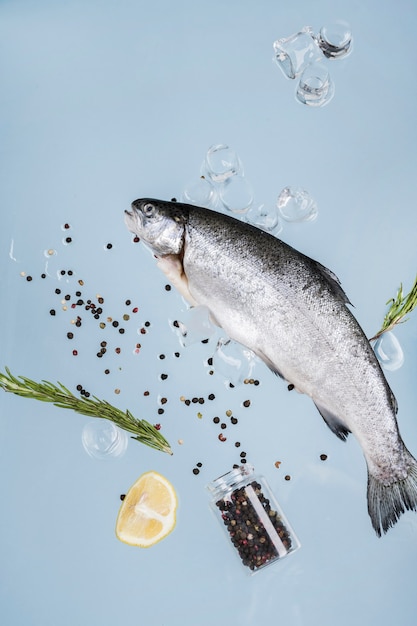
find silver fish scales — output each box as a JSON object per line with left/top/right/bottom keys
{"left": 125, "top": 198, "right": 417, "bottom": 536}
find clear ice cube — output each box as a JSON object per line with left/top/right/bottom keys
{"left": 81, "top": 420, "right": 128, "bottom": 460}
{"left": 295, "top": 62, "right": 335, "bottom": 107}
{"left": 245, "top": 203, "right": 282, "bottom": 234}
{"left": 204, "top": 144, "right": 242, "bottom": 183}
{"left": 212, "top": 338, "right": 256, "bottom": 385}
{"left": 317, "top": 21, "right": 353, "bottom": 59}
{"left": 182, "top": 177, "right": 218, "bottom": 208}
{"left": 172, "top": 305, "right": 216, "bottom": 347}
{"left": 373, "top": 331, "right": 404, "bottom": 371}
{"left": 277, "top": 187, "right": 318, "bottom": 222}
{"left": 273, "top": 27, "right": 324, "bottom": 79}
{"left": 219, "top": 175, "right": 253, "bottom": 214}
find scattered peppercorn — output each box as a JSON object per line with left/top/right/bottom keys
{"left": 320, "top": 454, "right": 328, "bottom": 461}
{"left": 165, "top": 285, "right": 171, "bottom": 291}
{"left": 26, "top": 276, "right": 33, "bottom": 282}
{"left": 213, "top": 417, "right": 220, "bottom": 424}
{"left": 243, "top": 400, "right": 251, "bottom": 408}
{"left": 284, "top": 475, "right": 291, "bottom": 481}
{"left": 120, "top": 494, "right": 126, "bottom": 501}
{"left": 208, "top": 393, "right": 215, "bottom": 400}
{"left": 50, "top": 309, "right": 56, "bottom": 316}
{"left": 193, "top": 468, "right": 200, "bottom": 475}
{"left": 106, "top": 243, "right": 113, "bottom": 249}
{"left": 288, "top": 384, "right": 295, "bottom": 391}
{"left": 65, "top": 237, "right": 72, "bottom": 244}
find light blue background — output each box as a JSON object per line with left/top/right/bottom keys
{"left": 1, "top": 1, "right": 417, "bottom": 625}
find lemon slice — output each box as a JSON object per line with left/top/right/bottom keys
{"left": 115, "top": 471, "right": 177, "bottom": 547}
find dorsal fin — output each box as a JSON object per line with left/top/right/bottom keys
{"left": 312, "top": 259, "right": 353, "bottom": 306}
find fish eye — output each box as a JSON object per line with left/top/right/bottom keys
{"left": 142, "top": 203, "right": 156, "bottom": 217}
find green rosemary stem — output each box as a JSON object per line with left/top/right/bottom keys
{"left": 370, "top": 275, "right": 417, "bottom": 342}
{"left": 0, "top": 367, "right": 172, "bottom": 455}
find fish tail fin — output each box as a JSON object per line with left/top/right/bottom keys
{"left": 367, "top": 449, "right": 417, "bottom": 536}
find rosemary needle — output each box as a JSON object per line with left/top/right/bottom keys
{"left": 370, "top": 275, "right": 417, "bottom": 342}
{"left": 0, "top": 367, "right": 172, "bottom": 455}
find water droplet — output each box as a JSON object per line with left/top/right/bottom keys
{"left": 295, "top": 62, "right": 335, "bottom": 107}
{"left": 212, "top": 338, "right": 256, "bottom": 385}
{"left": 277, "top": 187, "right": 318, "bottom": 222}
{"left": 219, "top": 176, "right": 253, "bottom": 214}
{"left": 81, "top": 420, "right": 128, "bottom": 460}
{"left": 245, "top": 203, "right": 282, "bottom": 234}
{"left": 203, "top": 144, "right": 242, "bottom": 183}
{"left": 173, "top": 306, "right": 216, "bottom": 347}
{"left": 373, "top": 332, "right": 404, "bottom": 371}
{"left": 317, "top": 21, "right": 353, "bottom": 59}
{"left": 182, "top": 178, "right": 218, "bottom": 208}
{"left": 273, "top": 27, "right": 324, "bottom": 79}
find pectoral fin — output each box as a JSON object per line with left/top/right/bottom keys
{"left": 156, "top": 254, "right": 199, "bottom": 307}
{"left": 314, "top": 401, "right": 351, "bottom": 441}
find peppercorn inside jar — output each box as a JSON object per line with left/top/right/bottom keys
{"left": 207, "top": 465, "right": 300, "bottom": 573}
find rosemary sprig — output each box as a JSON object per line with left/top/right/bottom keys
{"left": 0, "top": 367, "right": 172, "bottom": 455}
{"left": 370, "top": 275, "right": 417, "bottom": 342}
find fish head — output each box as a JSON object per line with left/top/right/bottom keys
{"left": 125, "top": 198, "right": 186, "bottom": 256}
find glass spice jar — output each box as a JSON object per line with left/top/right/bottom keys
{"left": 207, "top": 465, "right": 300, "bottom": 573}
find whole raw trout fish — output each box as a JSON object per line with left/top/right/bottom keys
{"left": 125, "top": 197, "right": 417, "bottom": 536}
